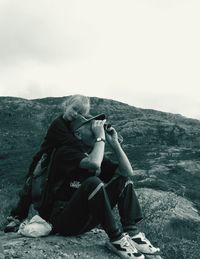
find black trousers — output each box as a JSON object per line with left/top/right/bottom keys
{"left": 50, "top": 175, "right": 143, "bottom": 240}
{"left": 10, "top": 149, "right": 46, "bottom": 220}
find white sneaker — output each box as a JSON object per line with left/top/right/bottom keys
{"left": 130, "top": 232, "right": 160, "bottom": 255}
{"left": 106, "top": 233, "right": 145, "bottom": 259}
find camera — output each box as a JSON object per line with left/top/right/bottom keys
{"left": 104, "top": 122, "right": 123, "bottom": 143}
{"left": 104, "top": 123, "right": 111, "bottom": 131}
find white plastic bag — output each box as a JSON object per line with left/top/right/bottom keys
{"left": 18, "top": 215, "right": 52, "bottom": 237}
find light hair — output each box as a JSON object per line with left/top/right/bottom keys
{"left": 62, "top": 94, "right": 90, "bottom": 115}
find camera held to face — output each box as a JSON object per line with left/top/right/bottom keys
{"left": 104, "top": 123, "right": 123, "bottom": 143}
{"left": 104, "top": 123, "right": 112, "bottom": 131}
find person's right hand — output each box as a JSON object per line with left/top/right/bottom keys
{"left": 91, "top": 119, "right": 106, "bottom": 140}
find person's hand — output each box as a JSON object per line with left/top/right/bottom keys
{"left": 91, "top": 119, "right": 106, "bottom": 139}
{"left": 105, "top": 126, "right": 119, "bottom": 147}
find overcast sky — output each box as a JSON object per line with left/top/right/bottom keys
{"left": 0, "top": 0, "right": 199, "bottom": 120}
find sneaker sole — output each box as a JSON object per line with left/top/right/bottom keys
{"left": 131, "top": 241, "right": 160, "bottom": 255}
{"left": 105, "top": 241, "right": 145, "bottom": 259}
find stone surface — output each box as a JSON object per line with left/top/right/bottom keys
{"left": 0, "top": 230, "right": 163, "bottom": 259}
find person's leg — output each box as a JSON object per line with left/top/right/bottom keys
{"left": 117, "top": 178, "right": 143, "bottom": 236}
{"left": 50, "top": 177, "right": 144, "bottom": 259}
{"left": 104, "top": 175, "right": 142, "bottom": 235}
{"left": 105, "top": 175, "right": 160, "bottom": 255}
{"left": 5, "top": 151, "right": 45, "bottom": 232}
{"left": 7, "top": 151, "right": 43, "bottom": 222}
{"left": 51, "top": 176, "right": 145, "bottom": 259}
{"left": 10, "top": 176, "right": 32, "bottom": 220}
{"left": 4, "top": 176, "right": 32, "bottom": 233}
{"left": 50, "top": 176, "right": 122, "bottom": 240}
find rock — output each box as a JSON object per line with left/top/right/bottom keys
{"left": 0, "top": 243, "right": 5, "bottom": 259}
{"left": 145, "top": 255, "right": 163, "bottom": 259}
{"left": 137, "top": 188, "right": 200, "bottom": 222}
{"left": 0, "top": 231, "right": 119, "bottom": 258}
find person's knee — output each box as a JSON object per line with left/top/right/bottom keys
{"left": 114, "top": 175, "right": 132, "bottom": 188}
{"left": 82, "top": 176, "right": 104, "bottom": 194}
{"left": 112, "top": 175, "right": 133, "bottom": 197}
{"left": 124, "top": 178, "right": 133, "bottom": 188}
{"left": 84, "top": 176, "right": 102, "bottom": 185}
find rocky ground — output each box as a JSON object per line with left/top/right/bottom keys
{"left": 1, "top": 188, "right": 199, "bottom": 259}
{"left": 0, "top": 229, "right": 163, "bottom": 259}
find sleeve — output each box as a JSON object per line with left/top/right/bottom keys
{"left": 99, "top": 156, "right": 119, "bottom": 183}
{"left": 58, "top": 145, "right": 86, "bottom": 162}
{"left": 53, "top": 145, "right": 88, "bottom": 177}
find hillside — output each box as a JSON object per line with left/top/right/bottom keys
{"left": 1, "top": 96, "right": 200, "bottom": 204}
{"left": 0, "top": 96, "right": 200, "bottom": 259}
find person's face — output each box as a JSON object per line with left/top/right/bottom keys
{"left": 64, "top": 101, "right": 88, "bottom": 121}
{"left": 78, "top": 123, "right": 95, "bottom": 147}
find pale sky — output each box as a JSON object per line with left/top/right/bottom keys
{"left": 0, "top": 0, "right": 199, "bottom": 120}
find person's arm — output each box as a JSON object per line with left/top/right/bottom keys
{"left": 105, "top": 127, "right": 134, "bottom": 177}
{"left": 80, "top": 120, "right": 106, "bottom": 174}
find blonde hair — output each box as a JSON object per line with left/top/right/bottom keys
{"left": 62, "top": 94, "right": 90, "bottom": 115}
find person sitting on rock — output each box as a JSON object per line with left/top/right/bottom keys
{"left": 4, "top": 94, "right": 90, "bottom": 232}
{"left": 42, "top": 113, "right": 160, "bottom": 259}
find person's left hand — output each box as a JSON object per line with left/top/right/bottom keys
{"left": 105, "top": 126, "right": 119, "bottom": 147}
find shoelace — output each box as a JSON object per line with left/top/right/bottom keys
{"left": 124, "top": 234, "right": 139, "bottom": 253}
{"left": 120, "top": 235, "right": 131, "bottom": 248}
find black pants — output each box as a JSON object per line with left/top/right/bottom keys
{"left": 11, "top": 151, "right": 54, "bottom": 220}
{"left": 50, "top": 175, "right": 142, "bottom": 240}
